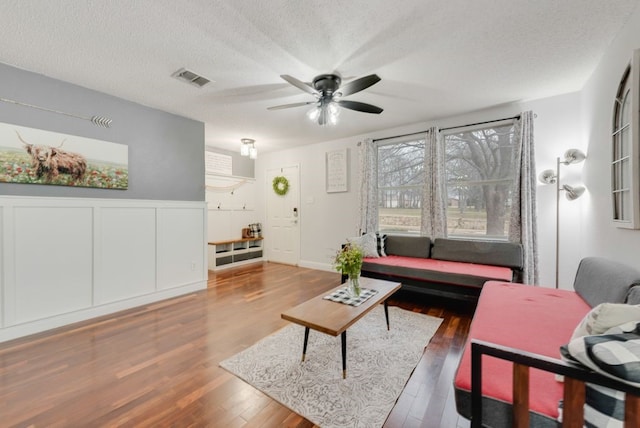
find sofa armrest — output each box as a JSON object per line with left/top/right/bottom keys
{"left": 574, "top": 257, "right": 640, "bottom": 306}
{"left": 470, "top": 340, "right": 640, "bottom": 428}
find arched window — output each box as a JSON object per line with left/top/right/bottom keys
{"left": 612, "top": 50, "right": 640, "bottom": 228}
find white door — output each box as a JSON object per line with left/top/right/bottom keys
{"left": 266, "top": 165, "right": 300, "bottom": 265}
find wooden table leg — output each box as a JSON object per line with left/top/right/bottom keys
{"left": 341, "top": 331, "right": 347, "bottom": 379}
{"left": 302, "top": 327, "right": 309, "bottom": 362}
{"left": 384, "top": 300, "right": 390, "bottom": 331}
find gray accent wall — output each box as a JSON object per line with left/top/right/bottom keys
{"left": 0, "top": 62, "right": 204, "bottom": 201}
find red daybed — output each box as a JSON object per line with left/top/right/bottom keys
{"left": 454, "top": 257, "right": 640, "bottom": 427}
{"left": 360, "top": 236, "right": 523, "bottom": 301}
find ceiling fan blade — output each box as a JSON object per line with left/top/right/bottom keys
{"left": 280, "top": 75, "right": 319, "bottom": 96}
{"left": 338, "top": 74, "right": 381, "bottom": 97}
{"left": 337, "top": 100, "right": 383, "bottom": 114}
{"left": 267, "top": 101, "right": 316, "bottom": 111}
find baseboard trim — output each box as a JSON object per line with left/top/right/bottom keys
{"left": 298, "top": 260, "right": 334, "bottom": 272}
{"left": 0, "top": 280, "right": 206, "bottom": 343}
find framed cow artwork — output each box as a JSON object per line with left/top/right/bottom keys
{"left": 0, "top": 122, "right": 128, "bottom": 189}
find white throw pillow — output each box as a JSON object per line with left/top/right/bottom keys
{"left": 347, "top": 233, "right": 379, "bottom": 258}
{"left": 571, "top": 303, "right": 640, "bottom": 340}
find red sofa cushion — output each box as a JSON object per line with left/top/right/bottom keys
{"left": 363, "top": 255, "right": 513, "bottom": 282}
{"left": 454, "top": 281, "right": 591, "bottom": 420}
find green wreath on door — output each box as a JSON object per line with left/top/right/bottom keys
{"left": 272, "top": 176, "right": 289, "bottom": 196}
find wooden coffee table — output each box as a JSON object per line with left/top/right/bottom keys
{"left": 281, "top": 277, "right": 401, "bottom": 378}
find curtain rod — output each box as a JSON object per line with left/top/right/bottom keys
{"left": 371, "top": 114, "right": 524, "bottom": 143}
{"left": 373, "top": 130, "right": 427, "bottom": 143}
{"left": 439, "top": 114, "right": 521, "bottom": 132}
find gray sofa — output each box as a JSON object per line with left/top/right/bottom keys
{"left": 360, "top": 235, "right": 524, "bottom": 301}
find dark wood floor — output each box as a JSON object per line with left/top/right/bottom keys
{"left": 0, "top": 262, "right": 474, "bottom": 427}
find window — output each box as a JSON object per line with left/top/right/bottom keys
{"left": 377, "top": 137, "right": 425, "bottom": 234}
{"left": 443, "top": 121, "right": 517, "bottom": 239}
{"left": 612, "top": 49, "right": 640, "bottom": 229}
{"left": 376, "top": 122, "right": 517, "bottom": 240}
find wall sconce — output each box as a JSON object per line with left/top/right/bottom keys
{"left": 538, "top": 149, "right": 587, "bottom": 288}
{"left": 240, "top": 138, "right": 257, "bottom": 159}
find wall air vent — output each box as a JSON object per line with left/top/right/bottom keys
{"left": 172, "top": 68, "right": 211, "bottom": 88}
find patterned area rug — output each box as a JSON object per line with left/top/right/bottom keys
{"left": 220, "top": 305, "right": 443, "bottom": 427}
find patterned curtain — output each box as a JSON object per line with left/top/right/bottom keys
{"left": 358, "top": 138, "right": 378, "bottom": 234}
{"left": 421, "top": 127, "right": 446, "bottom": 238}
{"left": 509, "top": 111, "right": 539, "bottom": 284}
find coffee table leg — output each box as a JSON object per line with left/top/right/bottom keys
{"left": 302, "top": 327, "right": 310, "bottom": 362}
{"left": 341, "top": 331, "right": 347, "bottom": 379}
{"left": 384, "top": 300, "right": 390, "bottom": 331}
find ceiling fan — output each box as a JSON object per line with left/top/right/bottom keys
{"left": 267, "top": 73, "right": 383, "bottom": 126}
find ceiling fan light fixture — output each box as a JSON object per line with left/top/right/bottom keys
{"left": 307, "top": 105, "right": 321, "bottom": 122}
{"left": 310, "top": 101, "right": 340, "bottom": 126}
{"left": 328, "top": 102, "right": 340, "bottom": 117}
{"left": 328, "top": 106, "right": 339, "bottom": 126}
{"left": 270, "top": 73, "right": 382, "bottom": 125}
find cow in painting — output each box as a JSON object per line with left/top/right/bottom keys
{"left": 15, "top": 131, "right": 87, "bottom": 183}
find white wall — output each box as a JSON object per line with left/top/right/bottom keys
{"left": 580, "top": 7, "right": 640, "bottom": 274}
{"left": 256, "top": 140, "right": 362, "bottom": 271}
{"left": 0, "top": 196, "right": 208, "bottom": 342}
{"left": 255, "top": 92, "right": 583, "bottom": 286}
{"left": 526, "top": 93, "right": 585, "bottom": 288}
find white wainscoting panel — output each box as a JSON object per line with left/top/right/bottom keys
{"left": 157, "top": 207, "right": 205, "bottom": 290}
{"left": 0, "top": 196, "right": 207, "bottom": 343}
{"left": 13, "top": 206, "right": 93, "bottom": 324}
{"left": 95, "top": 207, "right": 157, "bottom": 305}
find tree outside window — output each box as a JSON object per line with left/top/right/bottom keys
{"left": 377, "top": 139, "right": 425, "bottom": 234}
{"left": 444, "top": 123, "right": 516, "bottom": 239}
{"left": 376, "top": 121, "right": 516, "bottom": 240}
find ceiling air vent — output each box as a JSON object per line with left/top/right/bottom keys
{"left": 172, "top": 68, "right": 211, "bottom": 88}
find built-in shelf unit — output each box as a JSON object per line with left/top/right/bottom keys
{"left": 208, "top": 237, "right": 263, "bottom": 270}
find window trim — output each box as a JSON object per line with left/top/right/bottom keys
{"left": 611, "top": 49, "right": 640, "bottom": 229}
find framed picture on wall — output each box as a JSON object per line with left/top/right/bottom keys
{"left": 326, "top": 148, "right": 348, "bottom": 193}
{"left": 0, "top": 122, "right": 128, "bottom": 189}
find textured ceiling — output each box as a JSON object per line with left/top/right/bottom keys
{"left": 0, "top": 0, "right": 638, "bottom": 154}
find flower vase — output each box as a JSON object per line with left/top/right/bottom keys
{"left": 347, "top": 273, "right": 362, "bottom": 298}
